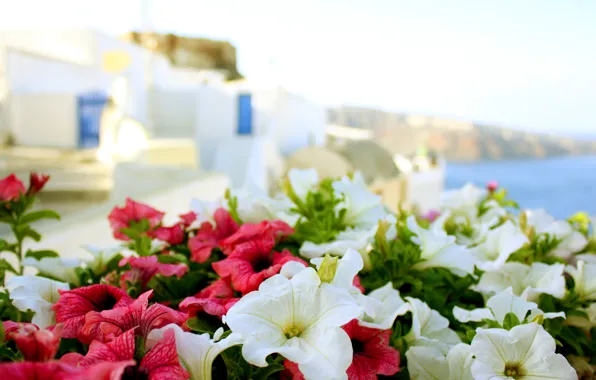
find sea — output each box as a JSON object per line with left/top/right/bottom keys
{"left": 445, "top": 155, "right": 596, "bottom": 219}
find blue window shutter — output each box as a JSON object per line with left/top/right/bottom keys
{"left": 237, "top": 93, "right": 253, "bottom": 135}
{"left": 78, "top": 91, "right": 108, "bottom": 148}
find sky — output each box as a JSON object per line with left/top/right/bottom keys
{"left": 1, "top": 0, "right": 595, "bottom": 136}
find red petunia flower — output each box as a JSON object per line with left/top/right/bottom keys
{"left": 3, "top": 323, "right": 61, "bottom": 362}
{"left": 62, "top": 328, "right": 188, "bottom": 380}
{"left": 0, "top": 174, "right": 25, "bottom": 202}
{"left": 27, "top": 172, "right": 50, "bottom": 196}
{"left": 219, "top": 219, "right": 294, "bottom": 256}
{"left": 353, "top": 275, "right": 365, "bottom": 293}
{"left": 188, "top": 208, "right": 239, "bottom": 263}
{"left": 149, "top": 223, "right": 185, "bottom": 245}
{"left": 342, "top": 319, "right": 400, "bottom": 379}
{"left": 108, "top": 198, "right": 165, "bottom": 240}
{"left": 119, "top": 255, "right": 188, "bottom": 290}
{"left": 81, "top": 290, "right": 186, "bottom": 343}
{"left": 2, "top": 321, "right": 37, "bottom": 338}
{"left": 281, "top": 360, "right": 304, "bottom": 380}
{"left": 179, "top": 278, "right": 239, "bottom": 318}
{"left": 179, "top": 211, "right": 198, "bottom": 228}
{"left": 212, "top": 249, "right": 306, "bottom": 294}
{"left": 422, "top": 210, "right": 441, "bottom": 223}
{"left": 53, "top": 284, "right": 132, "bottom": 343}
{"left": 0, "top": 360, "right": 134, "bottom": 380}
{"left": 487, "top": 180, "right": 499, "bottom": 193}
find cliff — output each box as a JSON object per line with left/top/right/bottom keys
{"left": 121, "top": 32, "right": 242, "bottom": 80}
{"left": 327, "top": 107, "right": 596, "bottom": 161}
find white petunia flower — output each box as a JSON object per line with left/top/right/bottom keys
{"left": 279, "top": 261, "right": 308, "bottom": 279}
{"left": 473, "top": 262, "right": 566, "bottom": 301}
{"left": 148, "top": 324, "right": 241, "bottom": 380}
{"left": 453, "top": 288, "right": 564, "bottom": 328}
{"left": 83, "top": 245, "right": 122, "bottom": 275}
{"left": 332, "top": 172, "right": 386, "bottom": 228}
{"left": 287, "top": 168, "right": 319, "bottom": 202}
{"left": 229, "top": 187, "right": 299, "bottom": 227}
{"left": 406, "top": 342, "right": 473, "bottom": 380}
{"left": 470, "top": 323, "right": 577, "bottom": 380}
{"left": 224, "top": 268, "right": 360, "bottom": 380}
{"left": 407, "top": 216, "right": 476, "bottom": 276}
{"left": 299, "top": 226, "right": 374, "bottom": 259}
{"left": 357, "top": 282, "right": 410, "bottom": 330}
{"left": 405, "top": 297, "right": 461, "bottom": 348}
{"left": 22, "top": 257, "right": 82, "bottom": 286}
{"left": 440, "top": 183, "right": 485, "bottom": 222}
{"left": 6, "top": 275, "right": 69, "bottom": 328}
{"left": 524, "top": 208, "right": 588, "bottom": 258}
{"left": 189, "top": 198, "right": 221, "bottom": 228}
{"left": 310, "top": 249, "right": 410, "bottom": 330}
{"left": 471, "top": 221, "right": 528, "bottom": 271}
{"left": 566, "top": 260, "right": 596, "bottom": 300}
{"left": 565, "top": 303, "right": 596, "bottom": 331}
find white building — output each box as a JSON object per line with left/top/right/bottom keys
{"left": 0, "top": 29, "right": 327, "bottom": 191}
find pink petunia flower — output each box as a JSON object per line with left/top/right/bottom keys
{"left": 27, "top": 172, "right": 50, "bottom": 196}
{"left": 212, "top": 249, "right": 307, "bottom": 294}
{"left": 53, "top": 284, "right": 132, "bottom": 343}
{"left": 108, "top": 198, "right": 165, "bottom": 240}
{"left": 343, "top": 319, "right": 401, "bottom": 379}
{"left": 179, "top": 211, "right": 198, "bottom": 228}
{"left": 81, "top": 290, "right": 186, "bottom": 343}
{"left": 62, "top": 328, "right": 189, "bottom": 380}
{"left": 119, "top": 255, "right": 188, "bottom": 290}
{"left": 179, "top": 278, "right": 239, "bottom": 319}
{"left": 149, "top": 223, "right": 186, "bottom": 245}
{"left": 219, "top": 220, "right": 294, "bottom": 256}
{"left": 3, "top": 322, "right": 61, "bottom": 362}
{"left": 0, "top": 174, "right": 26, "bottom": 202}
{"left": 0, "top": 360, "right": 134, "bottom": 380}
{"left": 188, "top": 208, "right": 239, "bottom": 263}
{"left": 422, "top": 210, "right": 441, "bottom": 223}
{"left": 487, "top": 180, "right": 499, "bottom": 193}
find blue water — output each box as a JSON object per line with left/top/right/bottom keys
{"left": 445, "top": 156, "right": 596, "bottom": 219}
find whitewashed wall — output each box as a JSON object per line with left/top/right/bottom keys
{"left": 150, "top": 89, "right": 199, "bottom": 138}
{"left": 7, "top": 49, "right": 107, "bottom": 93}
{"left": 91, "top": 31, "right": 149, "bottom": 125}
{"left": 10, "top": 94, "right": 78, "bottom": 147}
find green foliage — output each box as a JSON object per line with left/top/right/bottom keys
{"left": 483, "top": 188, "right": 519, "bottom": 210}
{"left": 509, "top": 233, "right": 563, "bottom": 264}
{"left": 291, "top": 179, "right": 348, "bottom": 245}
{"left": 25, "top": 249, "right": 60, "bottom": 260}
{"left": 224, "top": 188, "right": 243, "bottom": 225}
{"left": 362, "top": 220, "right": 484, "bottom": 331}
{"left": 216, "top": 347, "right": 285, "bottom": 380}
{"left": 186, "top": 315, "right": 222, "bottom": 335}
{"left": 502, "top": 312, "right": 521, "bottom": 330}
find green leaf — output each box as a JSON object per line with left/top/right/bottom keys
{"left": 157, "top": 253, "right": 189, "bottom": 265}
{"left": 0, "top": 239, "right": 7, "bottom": 251}
{"left": 251, "top": 363, "right": 285, "bottom": 380}
{"left": 18, "top": 210, "right": 60, "bottom": 225}
{"left": 502, "top": 312, "right": 521, "bottom": 330}
{"left": 25, "top": 249, "right": 60, "bottom": 260}
{"left": 185, "top": 316, "right": 218, "bottom": 334}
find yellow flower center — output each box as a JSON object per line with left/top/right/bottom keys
{"left": 504, "top": 363, "right": 525, "bottom": 379}
{"left": 284, "top": 324, "right": 304, "bottom": 339}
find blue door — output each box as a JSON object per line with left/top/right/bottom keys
{"left": 237, "top": 93, "right": 253, "bottom": 135}
{"left": 78, "top": 92, "right": 108, "bottom": 148}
